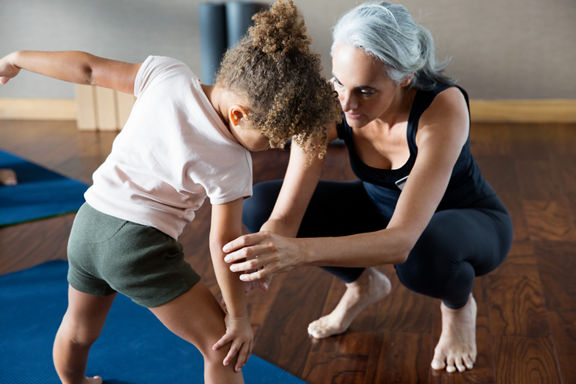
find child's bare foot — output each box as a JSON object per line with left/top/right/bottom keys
{"left": 0, "top": 169, "right": 17, "bottom": 185}
{"left": 431, "top": 295, "right": 477, "bottom": 373}
{"left": 80, "top": 376, "right": 102, "bottom": 384}
{"left": 307, "top": 267, "right": 391, "bottom": 339}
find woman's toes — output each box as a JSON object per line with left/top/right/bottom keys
{"left": 430, "top": 354, "right": 446, "bottom": 370}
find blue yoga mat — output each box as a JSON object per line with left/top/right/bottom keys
{"left": 0, "top": 150, "right": 88, "bottom": 226}
{"left": 0, "top": 261, "right": 306, "bottom": 384}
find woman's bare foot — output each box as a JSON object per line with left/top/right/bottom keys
{"left": 307, "top": 267, "right": 391, "bottom": 339}
{"left": 431, "top": 295, "right": 477, "bottom": 373}
{"left": 0, "top": 169, "right": 17, "bottom": 185}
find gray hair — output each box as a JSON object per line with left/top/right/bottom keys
{"left": 331, "top": 1, "right": 452, "bottom": 90}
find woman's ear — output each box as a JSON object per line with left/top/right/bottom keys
{"left": 229, "top": 105, "right": 249, "bottom": 127}
{"left": 400, "top": 73, "right": 415, "bottom": 87}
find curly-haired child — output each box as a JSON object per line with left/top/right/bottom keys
{"left": 0, "top": 1, "right": 340, "bottom": 383}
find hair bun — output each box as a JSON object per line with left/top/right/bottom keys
{"left": 249, "top": 0, "right": 310, "bottom": 55}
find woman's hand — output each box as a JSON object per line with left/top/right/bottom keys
{"left": 223, "top": 231, "right": 304, "bottom": 281}
{"left": 212, "top": 315, "right": 254, "bottom": 372}
{"left": 0, "top": 52, "right": 20, "bottom": 85}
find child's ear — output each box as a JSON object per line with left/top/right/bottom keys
{"left": 229, "top": 105, "right": 249, "bottom": 127}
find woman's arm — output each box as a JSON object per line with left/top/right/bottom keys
{"left": 209, "top": 198, "right": 253, "bottom": 372}
{"left": 224, "top": 88, "right": 470, "bottom": 279}
{"left": 0, "top": 50, "right": 140, "bottom": 93}
{"left": 258, "top": 127, "right": 332, "bottom": 236}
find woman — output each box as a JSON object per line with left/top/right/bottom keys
{"left": 223, "top": 1, "right": 513, "bottom": 374}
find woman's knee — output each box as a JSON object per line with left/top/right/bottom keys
{"left": 395, "top": 228, "right": 463, "bottom": 296}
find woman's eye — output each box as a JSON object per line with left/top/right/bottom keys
{"left": 360, "top": 89, "right": 375, "bottom": 97}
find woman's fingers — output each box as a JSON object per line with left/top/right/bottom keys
{"left": 223, "top": 231, "right": 270, "bottom": 253}
{"left": 239, "top": 268, "right": 269, "bottom": 282}
{"left": 229, "top": 258, "right": 262, "bottom": 273}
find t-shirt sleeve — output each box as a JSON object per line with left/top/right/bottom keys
{"left": 134, "top": 56, "right": 192, "bottom": 97}
{"left": 195, "top": 149, "right": 254, "bottom": 206}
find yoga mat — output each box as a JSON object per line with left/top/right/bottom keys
{"left": 0, "top": 150, "right": 88, "bottom": 226}
{"left": 0, "top": 261, "right": 306, "bottom": 384}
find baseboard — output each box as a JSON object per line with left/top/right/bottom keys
{"left": 1, "top": 98, "right": 575, "bottom": 123}
{"left": 0, "top": 98, "right": 76, "bottom": 120}
{"left": 470, "top": 99, "right": 576, "bottom": 123}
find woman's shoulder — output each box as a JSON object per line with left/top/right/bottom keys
{"left": 421, "top": 85, "right": 468, "bottom": 122}
{"left": 415, "top": 85, "right": 469, "bottom": 147}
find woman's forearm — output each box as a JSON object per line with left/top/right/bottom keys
{"left": 224, "top": 227, "right": 415, "bottom": 281}
{"left": 300, "top": 228, "right": 413, "bottom": 267}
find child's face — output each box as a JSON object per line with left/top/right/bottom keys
{"left": 229, "top": 120, "right": 270, "bottom": 152}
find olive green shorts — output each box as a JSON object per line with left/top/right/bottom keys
{"left": 67, "top": 203, "right": 201, "bottom": 308}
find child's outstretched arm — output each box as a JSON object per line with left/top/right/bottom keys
{"left": 0, "top": 50, "right": 140, "bottom": 93}
{"left": 209, "top": 198, "right": 253, "bottom": 372}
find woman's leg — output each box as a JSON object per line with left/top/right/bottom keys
{"left": 395, "top": 204, "right": 512, "bottom": 372}
{"left": 244, "top": 180, "right": 392, "bottom": 338}
{"left": 149, "top": 281, "right": 244, "bottom": 384}
{"left": 53, "top": 286, "right": 116, "bottom": 384}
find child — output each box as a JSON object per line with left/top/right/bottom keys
{"left": 0, "top": 1, "right": 340, "bottom": 383}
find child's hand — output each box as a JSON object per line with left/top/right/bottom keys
{"left": 0, "top": 53, "right": 21, "bottom": 85}
{"left": 212, "top": 315, "right": 254, "bottom": 372}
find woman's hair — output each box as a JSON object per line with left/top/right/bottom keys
{"left": 332, "top": 1, "right": 452, "bottom": 90}
{"left": 216, "top": 0, "right": 340, "bottom": 158}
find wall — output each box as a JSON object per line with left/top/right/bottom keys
{"left": 0, "top": 0, "right": 575, "bottom": 101}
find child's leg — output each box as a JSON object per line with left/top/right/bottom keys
{"left": 53, "top": 285, "right": 116, "bottom": 384}
{"left": 149, "top": 281, "right": 244, "bottom": 384}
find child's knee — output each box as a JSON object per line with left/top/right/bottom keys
{"left": 60, "top": 314, "right": 101, "bottom": 347}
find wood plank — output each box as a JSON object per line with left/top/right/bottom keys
{"left": 547, "top": 310, "right": 576, "bottom": 384}
{"left": 116, "top": 91, "right": 136, "bottom": 129}
{"left": 0, "top": 98, "right": 75, "bottom": 120}
{"left": 470, "top": 99, "right": 576, "bottom": 123}
{"left": 75, "top": 84, "right": 98, "bottom": 130}
{"left": 494, "top": 336, "right": 561, "bottom": 383}
{"left": 487, "top": 254, "right": 549, "bottom": 337}
{"left": 94, "top": 87, "right": 118, "bottom": 131}
{"left": 534, "top": 241, "right": 576, "bottom": 312}
{"left": 523, "top": 200, "right": 576, "bottom": 242}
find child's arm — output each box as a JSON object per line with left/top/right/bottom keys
{"left": 209, "top": 198, "right": 253, "bottom": 372}
{"left": 0, "top": 50, "right": 140, "bottom": 93}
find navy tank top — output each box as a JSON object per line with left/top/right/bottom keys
{"left": 336, "top": 84, "right": 495, "bottom": 214}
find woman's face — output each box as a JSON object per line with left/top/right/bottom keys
{"left": 331, "top": 43, "right": 405, "bottom": 128}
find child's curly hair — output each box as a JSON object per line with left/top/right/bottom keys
{"left": 215, "top": 0, "right": 341, "bottom": 158}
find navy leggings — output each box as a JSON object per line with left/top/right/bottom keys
{"left": 243, "top": 180, "right": 513, "bottom": 309}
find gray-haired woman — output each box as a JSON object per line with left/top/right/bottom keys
{"left": 225, "top": 1, "right": 513, "bottom": 374}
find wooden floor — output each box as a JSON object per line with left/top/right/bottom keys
{"left": 1, "top": 120, "right": 575, "bottom": 384}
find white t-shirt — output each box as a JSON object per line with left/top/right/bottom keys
{"left": 84, "top": 56, "right": 253, "bottom": 239}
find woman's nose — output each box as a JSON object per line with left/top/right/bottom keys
{"left": 339, "top": 90, "right": 357, "bottom": 111}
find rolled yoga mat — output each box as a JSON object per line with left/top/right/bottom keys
{"left": 199, "top": 2, "right": 227, "bottom": 85}
{"left": 225, "top": 2, "right": 267, "bottom": 48}
{"left": 199, "top": 2, "right": 268, "bottom": 84}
